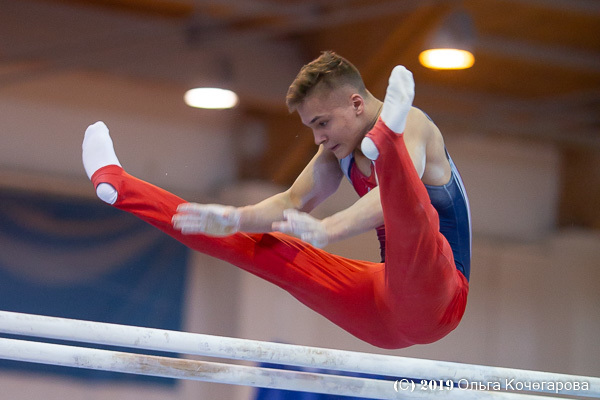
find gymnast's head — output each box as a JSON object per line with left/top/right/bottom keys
{"left": 286, "top": 51, "right": 367, "bottom": 111}
{"left": 286, "top": 51, "right": 380, "bottom": 159}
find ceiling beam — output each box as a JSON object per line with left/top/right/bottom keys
{"left": 503, "top": 0, "right": 600, "bottom": 14}
{"left": 477, "top": 35, "right": 600, "bottom": 73}
{"left": 360, "top": 3, "right": 452, "bottom": 86}
{"left": 50, "top": 0, "right": 194, "bottom": 18}
{"left": 416, "top": 84, "right": 600, "bottom": 148}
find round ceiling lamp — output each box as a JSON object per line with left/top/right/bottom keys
{"left": 419, "top": 9, "right": 476, "bottom": 70}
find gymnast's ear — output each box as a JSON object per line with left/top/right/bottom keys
{"left": 350, "top": 94, "right": 364, "bottom": 114}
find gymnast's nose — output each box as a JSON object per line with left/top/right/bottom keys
{"left": 313, "top": 131, "right": 327, "bottom": 146}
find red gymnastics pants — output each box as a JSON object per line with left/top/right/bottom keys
{"left": 90, "top": 119, "right": 468, "bottom": 349}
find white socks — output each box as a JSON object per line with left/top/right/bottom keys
{"left": 82, "top": 121, "right": 121, "bottom": 204}
{"left": 361, "top": 66, "right": 415, "bottom": 161}
{"left": 380, "top": 65, "right": 415, "bottom": 134}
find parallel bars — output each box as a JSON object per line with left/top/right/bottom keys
{"left": 0, "top": 310, "right": 597, "bottom": 399}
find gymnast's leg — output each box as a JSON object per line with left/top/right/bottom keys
{"left": 361, "top": 67, "right": 468, "bottom": 344}
{"left": 82, "top": 123, "right": 412, "bottom": 348}
{"left": 82, "top": 121, "right": 276, "bottom": 261}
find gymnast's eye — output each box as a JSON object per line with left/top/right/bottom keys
{"left": 319, "top": 121, "right": 328, "bottom": 127}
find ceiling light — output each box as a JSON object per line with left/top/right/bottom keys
{"left": 184, "top": 87, "right": 239, "bottom": 109}
{"left": 419, "top": 9, "right": 476, "bottom": 70}
{"left": 419, "top": 49, "right": 474, "bottom": 70}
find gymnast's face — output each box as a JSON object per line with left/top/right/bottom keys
{"left": 297, "top": 85, "right": 367, "bottom": 159}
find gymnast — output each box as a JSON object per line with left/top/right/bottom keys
{"left": 82, "top": 51, "right": 471, "bottom": 349}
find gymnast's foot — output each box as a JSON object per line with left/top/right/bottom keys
{"left": 82, "top": 121, "right": 121, "bottom": 204}
{"left": 360, "top": 66, "right": 415, "bottom": 161}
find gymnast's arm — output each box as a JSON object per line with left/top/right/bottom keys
{"left": 273, "top": 176, "right": 383, "bottom": 248}
{"left": 321, "top": 186, "right": 383, "bottom": 242}
{"left": 239, "top": 145, "right": 344, "bottom": 231}
{"left": 172, "top": 145, "right": 343, "bottom": 235}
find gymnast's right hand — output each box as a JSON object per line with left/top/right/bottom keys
{"left": 172, "top": 203, "right": 241, "bottom": 236}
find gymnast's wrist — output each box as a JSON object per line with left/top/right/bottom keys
{"left": 236, "top": 206, "right": 252, "bottom": 232}
{"left": 321, "top": 217, "right": 338, "bottom": 245}
{"left": 237, "top": 205, "right": 272, "bottom": 233}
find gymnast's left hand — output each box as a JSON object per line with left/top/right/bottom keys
{"left": 272, "top": 209, "right": 329, "bottom": 248}
{"left": 172, "top": 203, "right": 241, "bottom": 236}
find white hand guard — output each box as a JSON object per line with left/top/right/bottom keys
{"left": 273, "top": 209, "right": 329, "bottom": 248}
{"left": 173, "top": 203, "right": 241, "bottom": 236}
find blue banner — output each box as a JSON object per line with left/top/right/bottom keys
{"left": 0, "top": 190, "right": 188, "bottom": 386}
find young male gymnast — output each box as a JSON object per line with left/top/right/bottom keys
{"left": 82, "top": 51, "right": 471, "bottom": 349}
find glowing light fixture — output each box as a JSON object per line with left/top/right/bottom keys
{"left": 419, "top": 9, "right": 475, "bottom": 70}
{"left": 419, "top": 49, "right": 474, "bottom": 70}
{"left": 184, "top": 87, "right": 239, "bottom": 109}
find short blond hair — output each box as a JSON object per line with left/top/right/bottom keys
{"left": 286, "top": 51, "right": 367, "bottom": 112}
